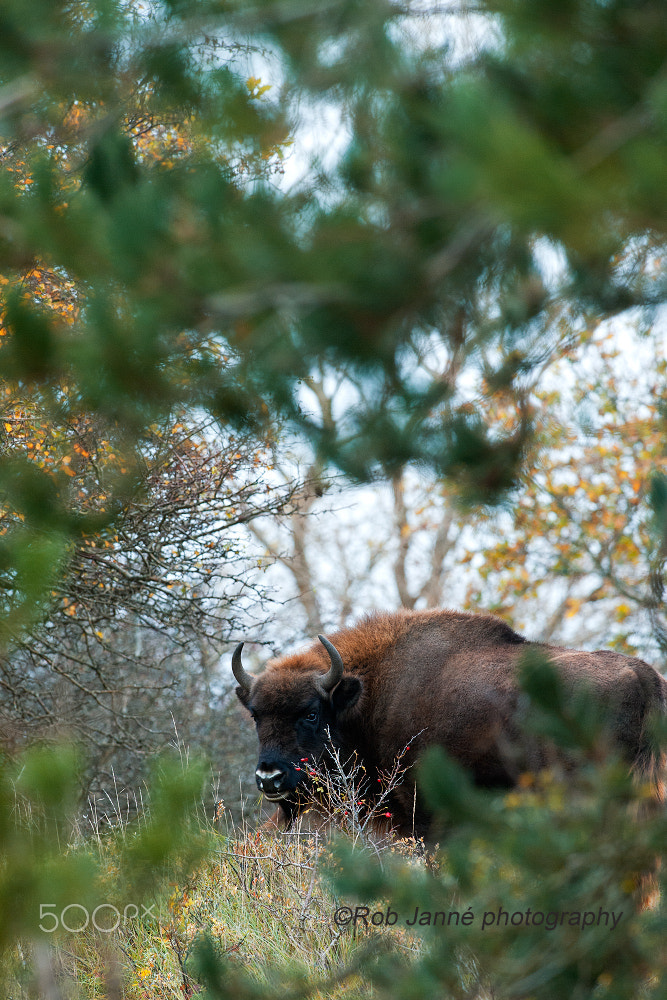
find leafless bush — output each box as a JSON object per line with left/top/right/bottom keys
{"left": 284, "top": 729, "right": 426, "bottom": 858}
{"left": 0, "top": 417, "right": 304, "bottom": 823}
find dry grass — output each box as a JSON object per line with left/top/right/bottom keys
{"left": 14, "top": 822, "right": 423, "bottom": 999}
{"left": 2, "top": 744, "right": 426, "bottom": 999}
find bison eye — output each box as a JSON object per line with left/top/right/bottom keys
{"left": 304, "top": 709, "right": 319, "bottom": 724}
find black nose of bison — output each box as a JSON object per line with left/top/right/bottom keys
{"left": 255, "top": 761, "right": 288, "bottom": 797}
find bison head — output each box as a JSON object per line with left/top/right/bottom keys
{"left": 232, "top": 636, "right": 362, "bottom": 805}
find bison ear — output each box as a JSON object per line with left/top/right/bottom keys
{"left": 235, "top": 685, "right": 250, "bottom": 707}
{"left": 331, "top": 676, "right": 362, "bottom": 714}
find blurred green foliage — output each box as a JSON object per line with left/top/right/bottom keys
{"left": 317, "top": 662, "right": 667, "bottom": 1000}
{"left": 0, "top": 0, "right": 666, "bottom": 995}
{"left": 324, "top": 758, "right": 667, "bottom": 1000}
{"left": 0, "top": 0, "right": 665, "bottom": 526}
{"left": 4, "top": 688, "right": 666, "bottom": 997}
{"left": 0, "top": 743, "right": 211, "bottom": 949}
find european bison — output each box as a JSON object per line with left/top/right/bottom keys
{"left": 233, "top": 609, "right": 666, "bottom": 837}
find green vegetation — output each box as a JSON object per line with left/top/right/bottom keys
{"left": 3, "top": 697, "right": 667, "bottom": 998}
{"left": 0, "top": 0, "right": 666, "bottom": 995}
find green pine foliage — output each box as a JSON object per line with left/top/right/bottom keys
{"left": 0, "top": 744, "right": 213, "bottom": 985}
{"left": 0, "top": 0, "right": 665, "bottom": 529}
{"left": 0, "top": 0, "right": 666, "bottom": 996}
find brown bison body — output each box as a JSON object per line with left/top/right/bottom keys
{"left": 233, "top": 609, "right": 666, "bottom": 838}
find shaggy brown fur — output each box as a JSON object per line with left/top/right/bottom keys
{"left": 236, "top": 609, "right": 666, "bottom": 838}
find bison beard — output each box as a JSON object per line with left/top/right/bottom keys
{"left": 233, "top": 609, "right": 666, "bottom": 839}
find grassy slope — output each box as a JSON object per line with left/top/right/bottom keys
{"left": 3, "top": 819, "right": 423, "bottom": 999}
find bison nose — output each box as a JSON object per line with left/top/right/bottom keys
{"left": 255, "top": 764, "right": 287, "bottom": 796}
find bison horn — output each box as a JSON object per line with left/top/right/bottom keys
{"left": 317, "top": 635, "right": 344, "bottom": 691}
{"left": 232, "top": 642, "right": 253, "bottom": 693}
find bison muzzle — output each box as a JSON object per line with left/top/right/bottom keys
{"left": 233, "top": 609, "right": 666, "bottom": 837}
